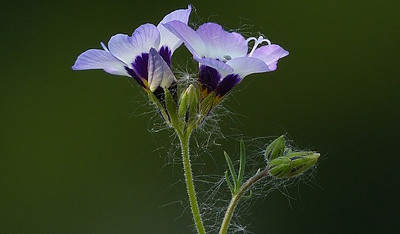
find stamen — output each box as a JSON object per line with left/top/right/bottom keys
{"left": 100, "top": 42, "right": 109, "bottom": 52}
{"left": 247, "top": 36, "right": 272, "bottom": 57}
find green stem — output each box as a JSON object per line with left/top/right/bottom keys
{"left": 219, "top": 168, "right": 269, "bottom": 234}
{"left": 178, "top": 130, "right": 206, "bottom": 234}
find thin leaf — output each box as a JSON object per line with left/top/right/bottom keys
{"left": 225, "top": 171, "right": 234, "bottom": 195}
{"left": 237, "top": 140, "right": 246, "bottom": 186}
{"left": 243, "top": 190, "right": 253, "bottom": 199}
{"left": 224, "top": 151, "right": 238, "bottom": 189}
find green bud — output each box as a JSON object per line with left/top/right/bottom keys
{"left": 178, "top": 84, "right": 199, "bottom": 122}
{"left": 264, "top": 135, "right": 285, "bottom": 161}
{"left": 269, "top": 151, "right": 320, "bottom": 178}
{"left": 268, "top": 156, "right": 291, "bottom": 178}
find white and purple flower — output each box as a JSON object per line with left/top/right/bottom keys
{"left": 163, "top": 21, "right": 289, "bottom": 96}
{"left": 72, "top": 6, "right": 192, "bottom": 93}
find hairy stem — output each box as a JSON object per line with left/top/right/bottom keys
{"left": 178, "top": 131, "right": 206, "bottom": 234}
{"left": 219, "top": 168, "right": 269, "bottom": 234}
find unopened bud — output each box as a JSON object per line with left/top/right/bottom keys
{"left": 178, "top": 84, "right": 199, "bottom": 122}
{"left": 269, "top": 151, "right": 320, "bottom": 178}
{"left": 264, "top": 135, "right": 285, "bottom": 161}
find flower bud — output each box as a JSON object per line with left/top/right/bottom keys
{"left": 264, "top": 135, "right": 285, "bottom": 161}
{"left": 268, "top": 151, "right": 320, "bottom": 178}
{"left": 178, "top": 84, "right": 199, "bottom": 122}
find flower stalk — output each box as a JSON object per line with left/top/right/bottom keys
{"left": 177, "top": 130, "right": 206, "bottom": 234}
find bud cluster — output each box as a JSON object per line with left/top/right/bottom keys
{"left": 265, "top": 136, "right": 320, "bottom": 178}
{"left": 147, "top": 82, "right": 220, "bottom": 134}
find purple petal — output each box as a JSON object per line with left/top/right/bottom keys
{"left": 251, "top": 44, "right": 289, "bottom": 71}
{"left": 198, "top": 65, "right": 221, "bottom": 92}
{"left": 226, "top": 57, "right": 270, "bottom": 78}
{"left": 129, "top": 23, "right": 161, "bottom": 57}
{"left": 163, "top": 20, "right": 207, "bottom": 58}
{"left": 157, "top": 5, "right": 192, "bottom": 52}
{"left": 196, "top": 23, "right": 248, "bottom": 60}
{"left": 216, "top": 74, "right": 241, "bottom": 96}
{"left": 148, "top": 48, "right": 175, "bottom": 92}
{"left": 108, "top": 34, "right": 138, "bottom": 66}
{"left": 72, "top": 49, "right": 128, "bottom": 76}
{"left": 195, "top": 57, "right": 234, "bottom": 78}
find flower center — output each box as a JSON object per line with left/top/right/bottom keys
{"left": 246, "top": 36, "right": 271, "bottom": 57}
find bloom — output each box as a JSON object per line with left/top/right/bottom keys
{"left": 163, "top": 21, "right": 289, "bottom": 96}
{"left": 72, "top": 5, "right": 192, "bottom": 93}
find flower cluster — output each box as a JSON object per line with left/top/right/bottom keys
{"left": 72, "top": 5, "right": 288, "bottom": 128}
{"left": 72, "top": 6, "right": 319, "bottom": 234}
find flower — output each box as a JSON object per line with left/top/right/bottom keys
{"left": 72, "top": 5, "right": 192, "bottom": 93}
{"left": 163, "top": 21, "right": 289, "bottom": 96}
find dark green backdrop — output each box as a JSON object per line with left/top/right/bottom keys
{"left": 1, "top": 0, "right": 399, "bottom": 233}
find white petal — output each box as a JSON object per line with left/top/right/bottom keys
{"left": 130, "top": 23, "right": 161, "bottom": 56}
{"left": 147, "top": 48, "right": 176, "bottom": 92}
{"left": 196, "top": 23, "right": 248, "bottom": 60}
{"left": 108, "top": 34, "right": 137, "bottom": 67}
{"left": 157, "top": 5, "right": 192, "bottom": 52}
{"left": 226, "top": 57, "right": 270, "bottom": 78}
{"left": 72, "top": 49, "right": 128, "bottom": 76}
{"left": 163, "top": 20, "right": 207, "bottom": 58}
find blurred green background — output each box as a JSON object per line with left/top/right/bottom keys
{"left": 1, "top": 0, "right": 399, "bottom": 233}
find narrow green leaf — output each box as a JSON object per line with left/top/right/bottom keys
{"left": 224, "top": 151, "right": 238, "bottom": 189}
{"left": 225, "top": 171, "right": 234, "bottom": 195}
{"left": 237, "top": 140, "right": 246, "bottom": 186}
{"left": 243, "top": 190, "right": 253, "bottom": 199}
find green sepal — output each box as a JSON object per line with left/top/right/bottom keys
{"left": 199, "top": 92, "right": 216, "bottom": 117}
{"left": 164, "top": 87, "right": 179, "bottom": 127}
{"left": 265, "top": 135, "right": 285, "bottom": 161}
{"left": 147, "top": 90, "right": 170, "bottom": 125}
{"left": 178, "top": 84, "right": 199, "bottom": 123}
{"left": 268, "top": 156, "right": 291, "bottom": 178}
{"left": 178, "top": 89, "right": 188, "bottom": 120}
{"left": 268, "top": 151, "right": 320, "bottom": 178}
{"left": 285, "top": 151, "right": 320, "bottom": 177}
